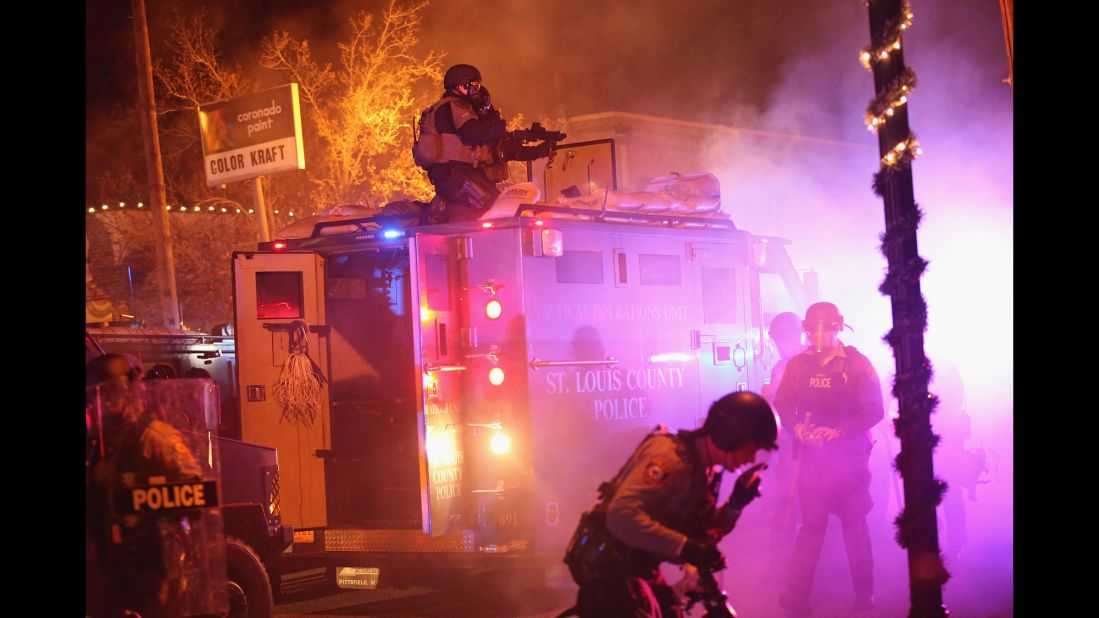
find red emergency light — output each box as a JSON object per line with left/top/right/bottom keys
{"left": 272, "top": 241, "right": 287, "bottom": 250}
{"left": 481, "top": 222, "right": 494, "bottom": 229}
{"left": 490, "top": 432, "right": 511, "bottom": 454}
{"left": 488, "top": 367, "right": 505, "bottom": 386}
{"left": 485, "top": 299, "right": 503, "bottom": 320}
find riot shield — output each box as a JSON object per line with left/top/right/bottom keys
{"left": 86, "top": 378, "right": 228, "bottom": 618}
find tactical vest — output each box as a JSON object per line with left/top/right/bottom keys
{"left": 564, "top": 428, "right": 710, "bottom": 583}
{"left": 413, "top": 97, "right": 480, "bottom": 169}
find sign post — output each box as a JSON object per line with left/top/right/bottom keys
{"left": 198, "top": 84, "right": 306, "bottom": 242}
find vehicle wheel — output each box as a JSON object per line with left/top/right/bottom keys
{"left": 225, "top": 536, "right": 273, "bottom": 618}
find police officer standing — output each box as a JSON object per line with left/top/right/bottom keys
{"left": 564, "top": 392, "right": 780, "bottom": 618}
{"left": 86, "top": 354, "right": 226, "bottom": 618}
{"left": 413, "top": 64, "right": 553, "bottom": 221}
{"left": 773, "top": 302, "right": 884, "bottom": 614}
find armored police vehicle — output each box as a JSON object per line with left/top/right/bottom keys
{"left": 228, "top": 138, "right": 814, "bottom": 592}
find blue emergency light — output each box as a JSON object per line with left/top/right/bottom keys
{"left": 382, "top": 229, "right": 403, "bottom": 239}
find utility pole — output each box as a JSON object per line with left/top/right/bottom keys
{"left": 130, "top": 0, "right": 180, "bottom": 328}
{"left": 862, "top": 1, "right": 948, "bottom": 616}
{"left": 998, "top": 0, "right": 1014, "bottom": 88}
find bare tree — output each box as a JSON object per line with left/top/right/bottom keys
{"left": 260, "top": 0, "right": 443, "bottom": 209}
{"left": 88, "top": 1, "right": 446, "bottom": 329}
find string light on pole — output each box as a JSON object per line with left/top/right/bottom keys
{"left": 881, "top": 133, "right": 922, "bottom": 168}
{"left": 859, "top": 0, "right": 914, "bottom": 70}
{"left": 865, "top": 68, "right": 917, "bottom": 131}
{"left": 863, "top": 0, "right": 922, "bottom": 177}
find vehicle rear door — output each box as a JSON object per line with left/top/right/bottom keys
{"left": 233, "top": 251, "right": 331, "bottom": 530}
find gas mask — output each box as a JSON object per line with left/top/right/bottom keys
{"left": 466, "top": 83, "right": 495, "bottom": 116}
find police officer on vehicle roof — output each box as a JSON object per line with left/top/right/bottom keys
{"left": 413, "top": 63, "right": 552, "bottom": 221}
{"left": 773, "top": 302, "right": 884, "bottom": 615}
{"left": 563, "top": 391, "right": 780, "bottom": 618}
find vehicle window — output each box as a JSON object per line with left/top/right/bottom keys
{"left": 556, "top": 250, "right": 604, "bottom": 284}
{"left": 256, "top": 272, "right": 304, "bottom": 319}
{"left": 702, "top": 267, "right": 737, "bottom": 324}
{"left": 639, "top": 254, "right": 682, "bottom": 286}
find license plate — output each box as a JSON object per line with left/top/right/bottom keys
{"left": 336, "top": 567, "right": 380, "bottom": 590}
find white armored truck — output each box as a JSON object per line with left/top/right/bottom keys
{"left": 227, "top": 139, "right": 815, "bottom": 595}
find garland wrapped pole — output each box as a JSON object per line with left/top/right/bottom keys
{"left": 862, "top": 1, "right": 949, "bottom": 616}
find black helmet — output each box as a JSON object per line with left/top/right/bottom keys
{"left": 769, "top": 311, "right": 802, "bottom": 338}
{"left": 803, "top": 301, "right": 843, "bottom": 330}
{"left": 703, "top": 391, "right": 780, "bottom": 452}
{"left": 444, "top": 64, "right": 482, "bottom": 90}
{"left": 86, "top": 353, "right": 139, "bottom": 388}
{"left": 145, "top": 363, "right": 177, "bottom": 380}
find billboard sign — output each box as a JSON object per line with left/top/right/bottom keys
{"left": 198, "top": 84, "right": 306, "bottom": 187}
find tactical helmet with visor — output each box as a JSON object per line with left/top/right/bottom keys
{"left": 803, "top": 301, "right": 844, "bottom": 353}
{"left": 444, "top": 63, "right": 483, "bottom": 95}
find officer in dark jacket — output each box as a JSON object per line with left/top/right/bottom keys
{"left": 413, "top": 63, "right": 553, "bottom": 221}
{"left": 413, "top": 63, "right": 508, "bottom": 220}
{"left": 569, "top": 392, "right": 780, "bottom": 618}
{"left": 773, "top": 302, "right": 884, "bottom": 614}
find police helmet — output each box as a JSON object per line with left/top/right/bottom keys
{"left": 769, "top": 311, "right": 802, "bottom": 338}
{"left": 803, "top": 301, "right": 843, "bottom": 330}
{"left": 86, "top": 353, "right": 138, "bottom": 388}
{"left": 444, "top": 64, "right": 482, "bottom": 90}
{"left": 703, "top": 391, "right": 780, "bottom": 452}
{"left": 145, "top": 363, "right": 177, "bottom": 380}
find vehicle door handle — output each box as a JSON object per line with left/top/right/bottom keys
{"left": 425, "top": 363, "right": 467, "bottom": 372}
{"left": 529, "top": 357, "right": 618, "bottom": 370}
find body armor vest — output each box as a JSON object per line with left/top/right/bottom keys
{"left": 413, "top": 96, "right": 480, "bottom": 169}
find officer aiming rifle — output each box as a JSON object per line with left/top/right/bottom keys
{"left": 413, "top": 64, "right": 565, "bottom": 221}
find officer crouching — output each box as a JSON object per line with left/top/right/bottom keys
{"left": 563, "top": 392, "right": 780, "bottom": 618}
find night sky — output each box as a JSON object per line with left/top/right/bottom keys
{"left": 86, "top": 0, "right": 1009, "bottom": 142}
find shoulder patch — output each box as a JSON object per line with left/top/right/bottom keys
{"left": 643, "top": 459, "right": 670, "bottom": 485}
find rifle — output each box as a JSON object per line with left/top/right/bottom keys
{"left": 684, "top": 567, "right": 738, "bottom": 618}
{"left": 498, "top": 122, "right": 567, "bottom": 164}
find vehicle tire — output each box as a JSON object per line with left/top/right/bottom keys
{"left": 225, "top": 536, "right": 273, "bottom": 618}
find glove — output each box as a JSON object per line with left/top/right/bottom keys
{"left": 527, "top": 141, "right": 553, "bottom": 159}
{"left": 794, "top": 422, "right": 840, "bottom": 447}
{"left": 730, "top": 463, "right": 767, "bottom": 509}
{"left": 809, "top": 425, "right": 841, "bottom": 444}
{"left": 502, "top": 141, "right": 553, "bottom": 162}
{"left": 680, "top": 538, "right": 725, "bottom": 572}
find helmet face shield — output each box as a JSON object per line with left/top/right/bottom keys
{"left": 804, "top": 320, "right": 840, "bottom": 353}
{"left": 802, "top": 302, "right": 844, "bottom": 353}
